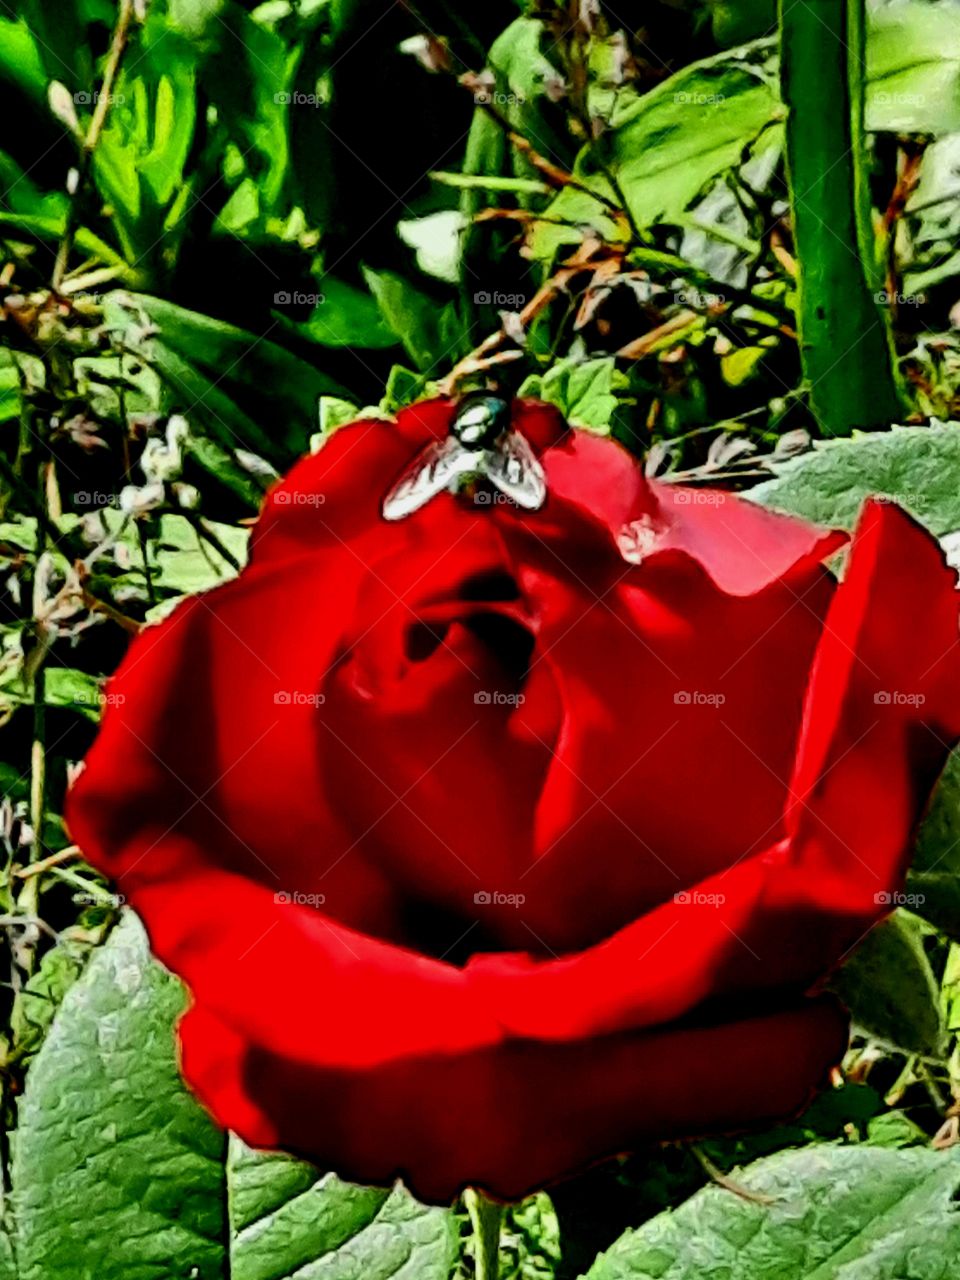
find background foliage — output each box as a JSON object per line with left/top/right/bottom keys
{"left": 4, "top": 0, "right": 960, "bottom": 1275}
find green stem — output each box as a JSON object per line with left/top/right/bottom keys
{"left": 779, "top": 0, "right": 904, "bottom": 434}
{"left": 464, "top": 1188, "right": 502, "bottom": 1280}
{"left": 52, "top": 0, "right": 136, "bottom": 289}
{"left": 17, "top": 397, "right": 48, "bottom": 980}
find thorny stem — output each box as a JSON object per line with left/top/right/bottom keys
{"left": 52, "top": 0, "right": 137, "bottom": 290}
{"left": 464, "top": 1188, "right": 503, "bottom": 1280}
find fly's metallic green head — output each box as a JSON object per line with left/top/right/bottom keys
{"left": 451, "top": 394, "right": 511, "bottom": 450}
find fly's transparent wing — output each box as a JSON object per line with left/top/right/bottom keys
{"left": 485, "top": 431, "right": 547, "bottom": 511}
{"left": 382, "top": 436, "right": 478, "bottom": 521}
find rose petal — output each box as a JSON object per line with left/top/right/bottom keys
{"left": 484, "top": 503, "right": 835, "bottom": 949}
{"left": 533, "top": 426, "right": 845, "bottom": 594}
{"left": 650, "top": 485, "right": 846, "bottom": 597}
{"left": 462, "top": 501, "right": 960, "bottom": 1037}
{"left": 180, "top": 990, "right": 846, "bottom": 1204}
{"left": 67, "top": 560, "right": 407, "bottom": 943}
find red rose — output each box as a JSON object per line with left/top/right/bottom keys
{"left": 67, "top": 398, "right": 960, "bottom": 1203}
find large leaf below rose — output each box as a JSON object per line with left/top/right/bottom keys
{"left": 582, "top": 1144, "right": 960, "bottom": 1279}
{"left": 12, "top": 913, "right": 458, "bottom": 1279}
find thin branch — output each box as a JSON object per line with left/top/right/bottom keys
{"left": 52, "top": 0, "right": 137, "bottom": 290}
{"left": 690, "top": 1145, "right": 777, "bottom": 1206}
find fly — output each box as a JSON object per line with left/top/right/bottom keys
{"left": 381, "top": 393, "right": 547, "bottom": 521}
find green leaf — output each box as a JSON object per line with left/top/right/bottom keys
{"left": 431, "top": 172, "right": 550, "bottom": 197}
{"left": 497, "top": 1193, "right": 561, "bottom": 1280}
{"left": 16, "top": 0, "right": 113, "bottom": 94}
{"left": 103, "top": 291, "right": 346, "bottom": 466}
{"left": 286, "top": 276, "right": 399, "bottom": 350}
{"left": 550, "top": 3, "right": 960, "bottom": 249}
{"left": 10, "top": 933, "right": 99, "bottom": 1065}
{"left": 530, "top": 357, "right": 631, "bottom": 433}
{"left": 148, "top": 514, "right": 249, "bottom": 598}
{"left": 13, "top": 915, "right": 457, "bottom": 1278}
{"left": 458, "top": 15, "right": 573, "bottom": 293}
{"left": 748, "top": 422, "right": 960, "bottom": 535}
{"left": 597, "top": 44, "right": 781, "bottom": 232}
{"left": 381, "top": 364, "right": 433, "bottom": 412}
{"left": 13, "top": 914, "right": 227, "bottom": 1279}
{"left": 866, "top": 6, "right": 960, "bottom": 134}
{"left": 582, "top": 1144, "right": 960, "bottom": 1279}
{"left": 0, "top": 148, "right": 68, "bottom": 224}
{"left": 866, "top": 1109, "right": 929, "bottom": 1149}
{"left": 464, "top": 16, "right": 572, "bottom": 196}
{"left": 316, "top": 395, "right": 361, "bottom": 441}
{"left": 0, "top": 665, "right": 106, "bottom": 722}
{"left": 183, "top": 436, "right": 269, "bottom": 511}
{"left": 0, "top": 212, "right": 132, "bottom": 272}
{"left": 908, "top": 748, "right": 960, "bottom": 940}
{"left": 830, "top": 911, "right": 944, "bottom": 1055}
{"left": 167, "top": 0, "right": 231, "bottom": 38}
{"left": 705, "top": 0, "right": 777, "bottom": 47}
{"left": 0, "top": 15, "right": 49, "bottom": 104}
{"left": 198, "top": 5, "right": 293, "bottom": 221}
{"left": 363, "top": 268, "right": 465, "bottom": 373}
{"left": 92, "top": 18, "right": 201, "bottom": 268}
{"left": 227, "top": 1137, "right": 456, "bottom": 1280}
